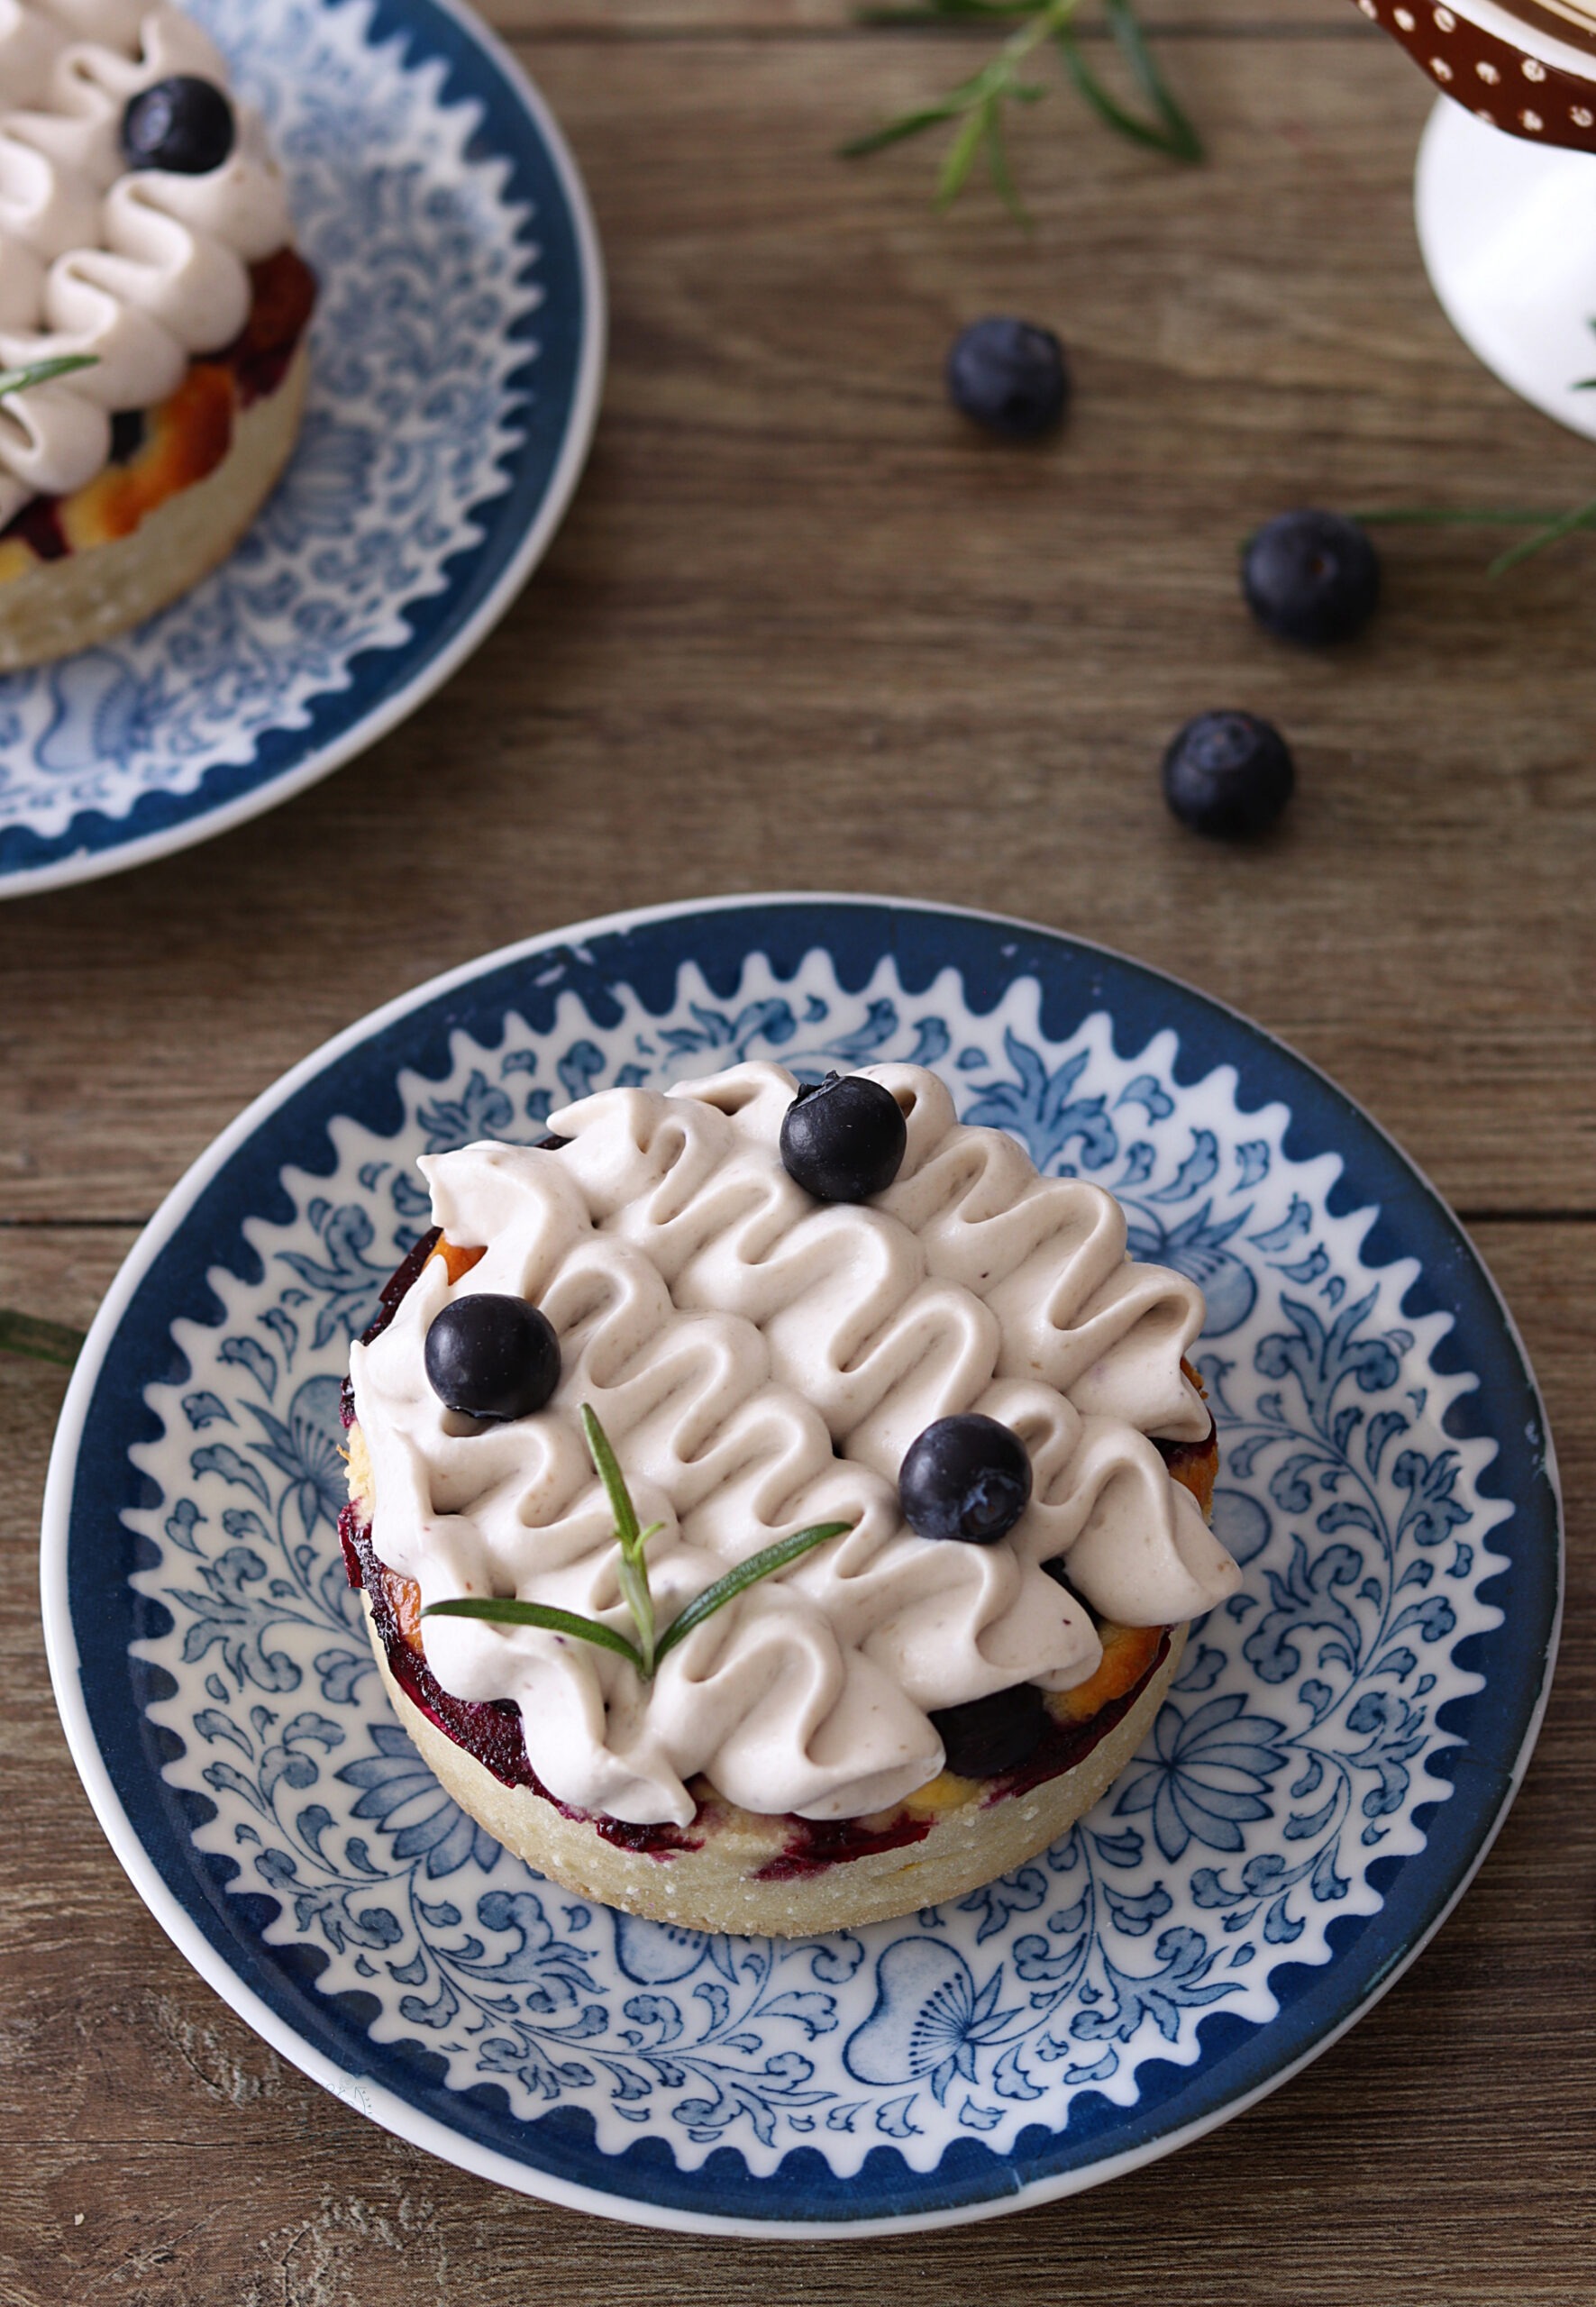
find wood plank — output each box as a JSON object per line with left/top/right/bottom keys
{"left": 1, "top": 36, "right": 1589, "bottom": 1221}
{"left": 0, "top": 1216, "right": 1588, "bottom": 2301}
{"left": 483, "top": 1, "right": 1360, "bottom": 36}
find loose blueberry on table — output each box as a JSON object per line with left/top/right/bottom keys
{"left": 121, "top": 76, "right": 236, "bottom": 175}
{"left": 424, "top": 1293, "right": 561, "bottom": 1421}
{"left": 945, "top": 316, "right": 1070, "bottom": 440}
{"left": 1162, "top": 708, "right": 1295, "bottom": 838}
{"left": 780, "top": 1071, "right": 907, "bottom": 1202}
{"left": 899, "top": 1412, "right": 1033, "bottom": 1544}
{"left": 1243, "top": 508, "right": 1381, "bottom": 646}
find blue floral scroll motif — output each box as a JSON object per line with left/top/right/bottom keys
{"left": 125, "top": 950, "right": 1511, "bottom": 2181}
{"left": 1114, "top": 1696, "right": 1289, "bottom": 1861}
{"left": 844, "top": 1942, "right": 1021, "bottom": 2102}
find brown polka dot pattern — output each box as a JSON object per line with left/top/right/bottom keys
{"left": 1354, "top": 0, "right": 1596, "bottom": 148}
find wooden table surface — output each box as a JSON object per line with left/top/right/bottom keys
{"left": 3, "top": 3, "right": 1592, "bottom": 2299}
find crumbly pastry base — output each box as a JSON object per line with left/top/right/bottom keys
{"left": 363, "top": 1600, "right": 1187, "bottom": 1937}
{"left": 0, "top": 342, "right": 308, "bottom": 673}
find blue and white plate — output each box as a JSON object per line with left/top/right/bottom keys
{"left": 0, "top": 0, "right": 603, "bottom": 898}
{"left": 41, "top": 896, "right": 1562, "bottom": 2234}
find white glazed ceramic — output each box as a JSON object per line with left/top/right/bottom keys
{"left": 1418, "top": 98, "right": 1596, "bottom": 442}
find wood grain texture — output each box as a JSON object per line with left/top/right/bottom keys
{"left": 0, "top": 22, "right": 1591, "bottom": 1219}
{"left": 1, "top": 1, "right": 1591, "bottom": 2295}
{"left": 488, "top": 2, "right": 1361, "bottom": 34}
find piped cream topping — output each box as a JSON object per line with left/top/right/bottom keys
{"left": 0, "top": 0, "right": 292, "bottom": 520}
{"left": 350, "top": 1063, "right": 1241, "bottom": 1828}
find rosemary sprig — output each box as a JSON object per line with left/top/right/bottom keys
{"left": 0, "top": 1309, "right": 85, "bottom": 1367}
{"left": 580, "top": 1401, "right": 663, "bottom": 1676}
{"left": 1058, "top": 0, "right": 1203, "bottom": 163}
{"left": 421, "top": 1594, "right": 649, "bottom": 1672}
{"left": 423, "top": 1405, "right": 849, "bottom": 1681}
{"left": 1351, "top": 498, "right": 1596, "bottom": 577}
{"left": 843, "top": 0, "right": 1201, "bottom": 221}
{"left": 0, "top": 355, "right": 99, "bottom": 401}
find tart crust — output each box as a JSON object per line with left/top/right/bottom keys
{"left": 0, "top": 337, "right": 308, "bottom": 672}
{"left": 360, "top": 1596, "right": 1187, "bottom": 1937}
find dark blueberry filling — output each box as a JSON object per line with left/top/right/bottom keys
{"left": 929, "top": 1682, "right": 1049, "bottom": 1776}
{"left": 108, "top": 409, "right": 147, "bottom": 464}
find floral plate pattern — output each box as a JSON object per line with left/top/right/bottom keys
{"left": 41, "top": 897, "right": 1561, "bottom": 2234}
{"left": 0, "top": 0, "right": 603, "bottom": 898}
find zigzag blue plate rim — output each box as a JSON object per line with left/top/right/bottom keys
{"left": 40, "top": 894, "right": 1563, "bottom": 2233}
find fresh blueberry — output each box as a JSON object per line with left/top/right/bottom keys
{"left": 424, "top": 1294, "right": 561, "bottom": 1422}
{"left": 1243, "top": 509, "right": 1381, "bottom": 646}
{"left": 780, "top": 1072, "right": 907, "bottom": 1202}
{"left": 945, "top": 317, "right": 1069, "bottom": 441}
{"left": 1162, "top": 710, "right": 1295, "bottom": 839}
{"left": 899, "top": 1414, "right": 1032, "bottom": 1545}
{"left": 929, "top": 1683, "right": 1048, "bottom": 1777}
{"left": 121, "top": 77, "right": 236, "bottom": 175}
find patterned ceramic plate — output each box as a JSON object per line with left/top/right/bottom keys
{"left": 41, "top": 897, "right": 1562, "bottom": 2235}
{"left": 0, "top": 0, "right": 603, "bottom": 898}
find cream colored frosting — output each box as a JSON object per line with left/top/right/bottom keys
{"left": 350, "top": 1063, "right": 1242, "bottom": 1828}
{"left": 0, "top": 0, "right": 292, "bottom": 521}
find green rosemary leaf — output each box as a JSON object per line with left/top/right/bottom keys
{"left": 1101, "top": 0, "right": 1203, "bottom": 160}
{"left": 420, "top": 1595, "right": 645, "bottom": 1672}
{"left": 653, "top": 1522, "right": 852, "bottom": 1666}
{"left": 1340, "top": 499, "right": 1596, "bottom": 574}
{"left": 1487, "top": 494, "right": 1596, "bottom": 576}
{"left": 1053, "top": 20, "right": 1194, "bottom": 160}
{"left": 0, "top": 354, "right": 100, "bottom": 400}
{"left": 936, "top": 98, "right": 991, "bottom": 205}
{"left": 581, "top": 1401, "right": 640, "bottom": 1551}
{"left": 846, "top": 0, "right": 1201, "bottom": 207}
{"left": 0, "top": 1309, "right": 85, "bottom": 1367}
{"left": 983, "top": 101, "right": 1031, "bottom": 225}
{"left": 838, "top": 101, "right": 964, "bottom": 158}
{"left": 616, "top": 1546, "right": 658, "bottom": 1680}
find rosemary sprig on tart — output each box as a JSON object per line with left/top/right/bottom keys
{"left": 423, "top": 1404, "right": 849, "bottom": 1678}
{"left": 0, "top": 355, "right": 100, "bottom": 400}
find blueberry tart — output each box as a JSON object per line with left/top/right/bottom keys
{"left": 0, "top": 3, "right": 315, "bottom": 670}
{"left": 342, "top": 1063, "right": 1239, "bottom": 1937}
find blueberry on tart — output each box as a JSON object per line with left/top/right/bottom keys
{"left": 342, "top": 1063, "right": 1239, "bottom": 1938}
{"left": 0, "top": 3, "right": 316, "bottom": 670}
